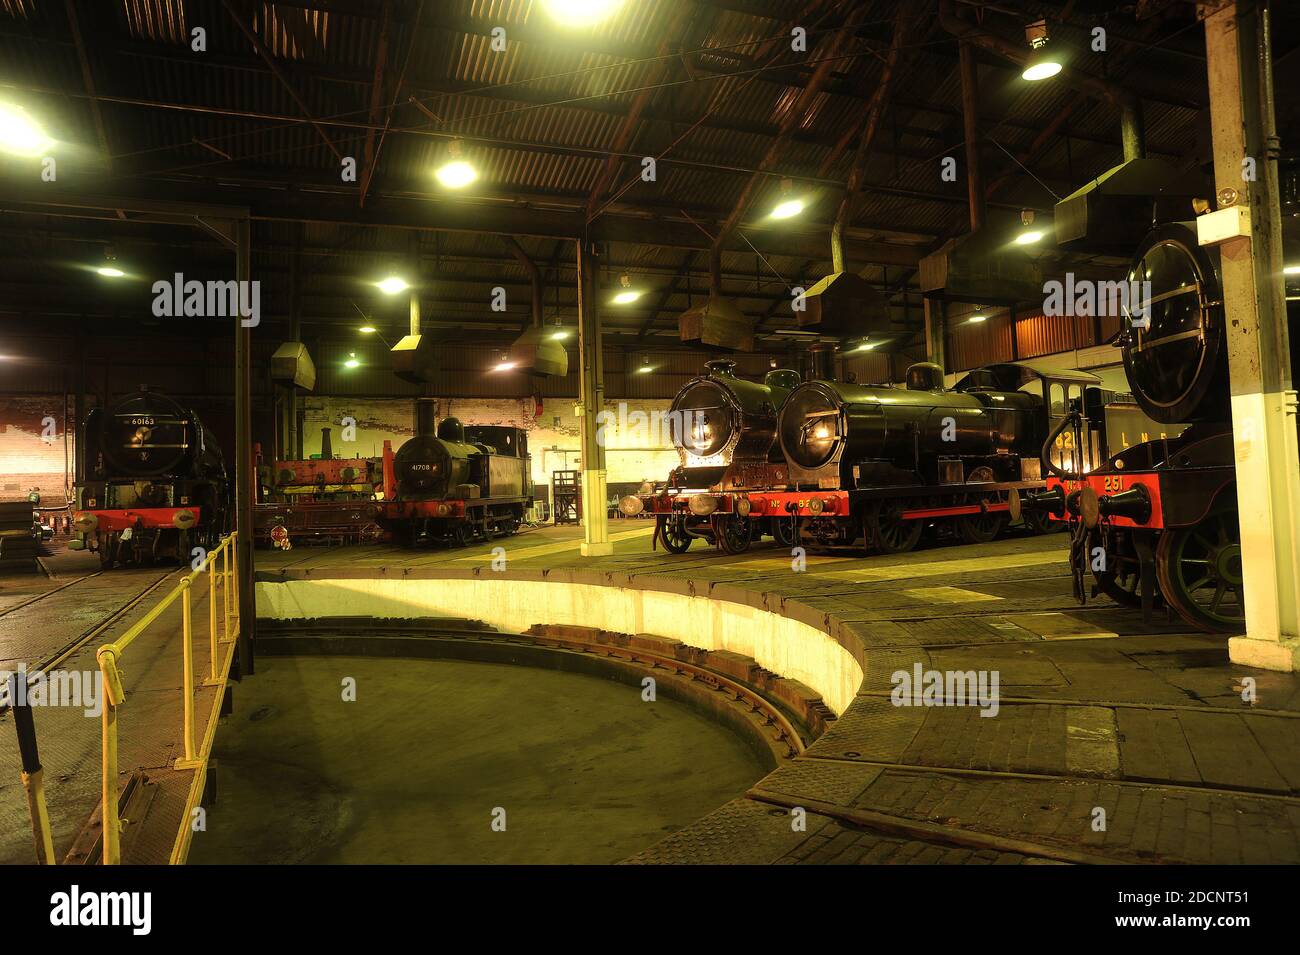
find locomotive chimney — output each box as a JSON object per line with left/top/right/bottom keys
{"left": 415, "top": 398, "right": 438, "bottom": 437}
{"left": 320, "top": 427, "right": 333, "bottom": 459}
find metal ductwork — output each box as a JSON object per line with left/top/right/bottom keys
{"left": 919, "top": 229, "right": 1043, "bottom": 306}
{"left": 798, "top": 272, "right": 892, "bottom": 339}
{"left": 679, "top": 252, "right": 752, "bottom": 352}
{"left": 270, "top": 341, "right": 315, "bottom": 390}
{"left": 501, "top": 235, "right": 569, "bottom": 377}
{"left": 1054, "top": 158, "right": 1210, "bottom": 256}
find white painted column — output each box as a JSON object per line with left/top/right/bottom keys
{"left": 576, "top": 237, "right": 612, "bottom": 557}
{"left": 1203, "top": 2, "right": 1300, "bottom": 671}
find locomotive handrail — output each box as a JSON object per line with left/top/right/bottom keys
{"left": 1040, "top": 411, "right": 1085, "bottom": 481}
{"left": 94, "top": 531, "right": 240, "bottom": 865}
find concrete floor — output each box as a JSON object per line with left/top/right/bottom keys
{"left": 188, "top": 655, "right": 769, "bottom": 864}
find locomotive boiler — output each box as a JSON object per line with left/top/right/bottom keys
{"left": 378, "top": 399, "right": 533, "bottom": 547}
{"left": 72, "top": 389, "right": 229, "bottom": 568}
{"left": 1023, "top": 218, "right": 1300, "bottom": 633}
{"left": 754, "top": 361, "right": 1094, "bottom": 552}
{"left": 623, "top": 359, "right": 801, "bottom": 553}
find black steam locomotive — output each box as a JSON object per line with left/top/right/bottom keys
{"left": 72, "top": 389, "right": 229, "bottom": 568}
{"left": 378, "top": 399, "right": 533, "bottom": 546}
{"left": 622, "top": 359, "right": 801, "bottom": 552}
{"left": 633, "top": 356, "right": 1090, "bottom": 554}
{"left": 1023, "top": 218, "right": 1300, "bottom": 633}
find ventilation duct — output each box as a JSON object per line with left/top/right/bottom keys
{"left": 919, "top": 229, "right": 1043, "bottom": 306}
{"left": 1054, "top": 158, "right": 1210, "bottom": 257}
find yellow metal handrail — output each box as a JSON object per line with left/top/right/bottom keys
{"left": 95, "top": 532, "right": 240, "bottom": 865}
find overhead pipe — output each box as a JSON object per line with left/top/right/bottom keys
{"left": 937, "top": 0, "right": 1145, "bottom": 161}
{"left": 500, "top": 235, "right": 543, "bottom": 327}
{"left": 958, "top": 39, "right": 986, "bottom": 230}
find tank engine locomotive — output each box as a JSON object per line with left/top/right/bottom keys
{"left": 753, "top": 361, "right": 1092, "bottom": 552}
{"left": 378, "top": 400, "right": 533, "bottom": 546}
{"left": 72, "top": 389, "right": 229, "bottom": 568}
{"left": 622, "top": 359, "right": 800, "bottom": 553}
{"left": 1022, "top": 218, "right": 1300, "bottom": 633}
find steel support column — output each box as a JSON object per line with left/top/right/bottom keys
{"left": 1203, "top": 1, "right": 1300, "bottom": 670}
{"left": 923, "top": 298, "right": 946, "bottom": 371}
{"left": 234, "top": 216, "right": 255, "bottom": 676}
{"left": 576, "top": 238, "right": 611, "bottom": 557}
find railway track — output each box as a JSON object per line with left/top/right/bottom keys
{"left": 36, "top": 569, "right": 180, "bottom": 672}
{"left": 257, "top": 619, "right": 807, "bottom": 759}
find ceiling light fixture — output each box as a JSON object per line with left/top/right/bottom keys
{"left": 435, "top": 139, "right": 478, "bottom": 189}
{"left": 0, "top": 103, "right": 51, "bottom": 156}
{"left": 770, "top": 177, "right": 805, "bottom": 219}
{"left": 542, "top": 0, "right": 624, "bottom": 27}
{"left": 376, "top": 276, "right": 409, "bottom": 295}
{"left": 344, "top": 352, "right": 361, "bottom": 369}
{"left": 612, "top": 272, "right": 641, "bottom": 305}
{"left": 1021, "top": 19, "right": 1062, "bottom": 82}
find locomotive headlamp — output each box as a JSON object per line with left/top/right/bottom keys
{"left": 688, "top": 494, "right": 719, "bottom": 516}
{"left": 172, "top": 509, "right": 196, "bottom": 529}
{"left": 618, "top": 495, "right": 644, "bottom": 516}
{"left": 734, "top": 496, "right": 752, "bottom": 518}
{"left": 73, "top": 511, "right": 97, "bottom": 532}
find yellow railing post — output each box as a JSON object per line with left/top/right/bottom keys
{"left": 222, "top": 539, "right": 232, "bottom": 642}
{"left": 96, "top": 646, "right": 124, "bottom": 866}
{"left": 175, "top": 578, "right": 200, "bottom": 770}
{"left": 232, "top": 531, "right": 240, "bottom": 628}
{"left": 206, "top": 552, "right": 219, "bottom": 684}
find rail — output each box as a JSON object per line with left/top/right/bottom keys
{"left": 95, "top": 532, "right": 240, "bottom": 865}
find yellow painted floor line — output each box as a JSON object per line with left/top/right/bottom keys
{"left": 902, "top": 586, "right": 1002, "bottom": 604}
{"left": 821, "top": 549, "right": 1067, "bottom": 583}
{"left": 452, "top": 524, "right": 655, "bottom": 561}
{"left": 999, "top": 612, "right": 1119, "bottom": 640}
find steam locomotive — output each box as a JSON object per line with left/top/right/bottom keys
{"left": 619, "top": 359, "right": 801, "bottom": 552}
{"left": 254, "top": 426, "right": 384, "bottom": 548}
{"left": 71, "top": 389, "right": 229, "bottom": 568}
{"left": 1021, "top": 219, "right": 1300, "bottom": 633}
{"left": 628, "top": 357, "right": 1089, "bottom": 554}
{"left": 377, "top": 399, "right": 533, "bottom": 546}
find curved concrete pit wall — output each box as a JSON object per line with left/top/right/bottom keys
{"left": 257, "top": 577, "right": 863, "bottom": 716}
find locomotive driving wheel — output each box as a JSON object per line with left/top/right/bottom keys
{"left": 711, "top": 513, "right": 752, "bottom": 554}
{"left": 1155, "top": 505, "right": 1245, "bottom": 633}
{"left": 956, "top": 468, "right": 1010, "bottom": 544}
{"left": 769, "top": 515, "right": 797, "bottom": 549}
{"left": 866, "top": 500, "right": 922, "bottom": 554}
{"left": 1089, "top": 525, "right": 1157, "bottom": 609}
{"left": 656, "top": 514, "right": 692, "bottom": 553}
{"left": 451, "top": 522, "right": 473, "bottom": 548}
